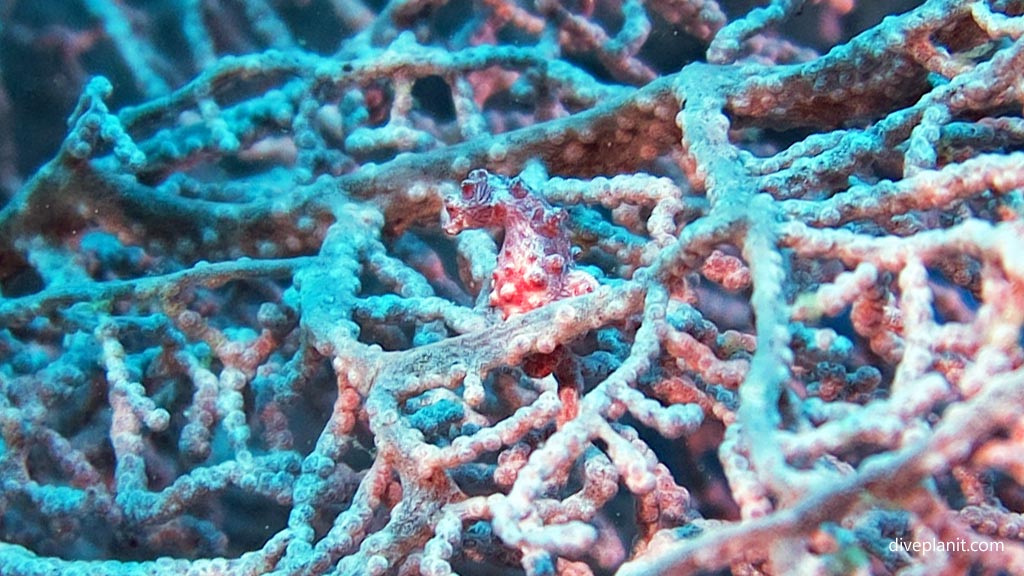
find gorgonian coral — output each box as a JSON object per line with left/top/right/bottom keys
{"left": 0, "top": 1, "right": 1022, "bottom": 575}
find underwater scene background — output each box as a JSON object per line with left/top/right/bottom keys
{"left": 1, "top": 1, "right": 1023, "bottom": 574}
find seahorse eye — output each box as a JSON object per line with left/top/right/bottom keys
{"left": 462, "top": 169, "right": 493, "bottom": 200}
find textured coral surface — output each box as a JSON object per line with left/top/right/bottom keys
{"left": 0, "top": 0, "right": 1023, "bottom": 574}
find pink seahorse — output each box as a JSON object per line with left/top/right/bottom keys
{"left": 442, "top": 169, "right": 597, "bottom": 320}
{"left": 442, "top": 169, "right": 597, "bottom": 424}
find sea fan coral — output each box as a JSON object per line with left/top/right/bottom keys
{"left": 0, "top": 1, "right": 1022, "bottom": 575}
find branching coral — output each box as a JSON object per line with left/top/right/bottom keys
{"left": 0, "top": 0, "right": 1023, "bottom": 575}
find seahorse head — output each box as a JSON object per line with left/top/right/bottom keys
{"left": 441, "top": 169, "right": 516, "bottom": 234}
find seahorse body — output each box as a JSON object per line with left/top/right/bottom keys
{"left": 442, "top": 169, "right": 597, "bottom": 319}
